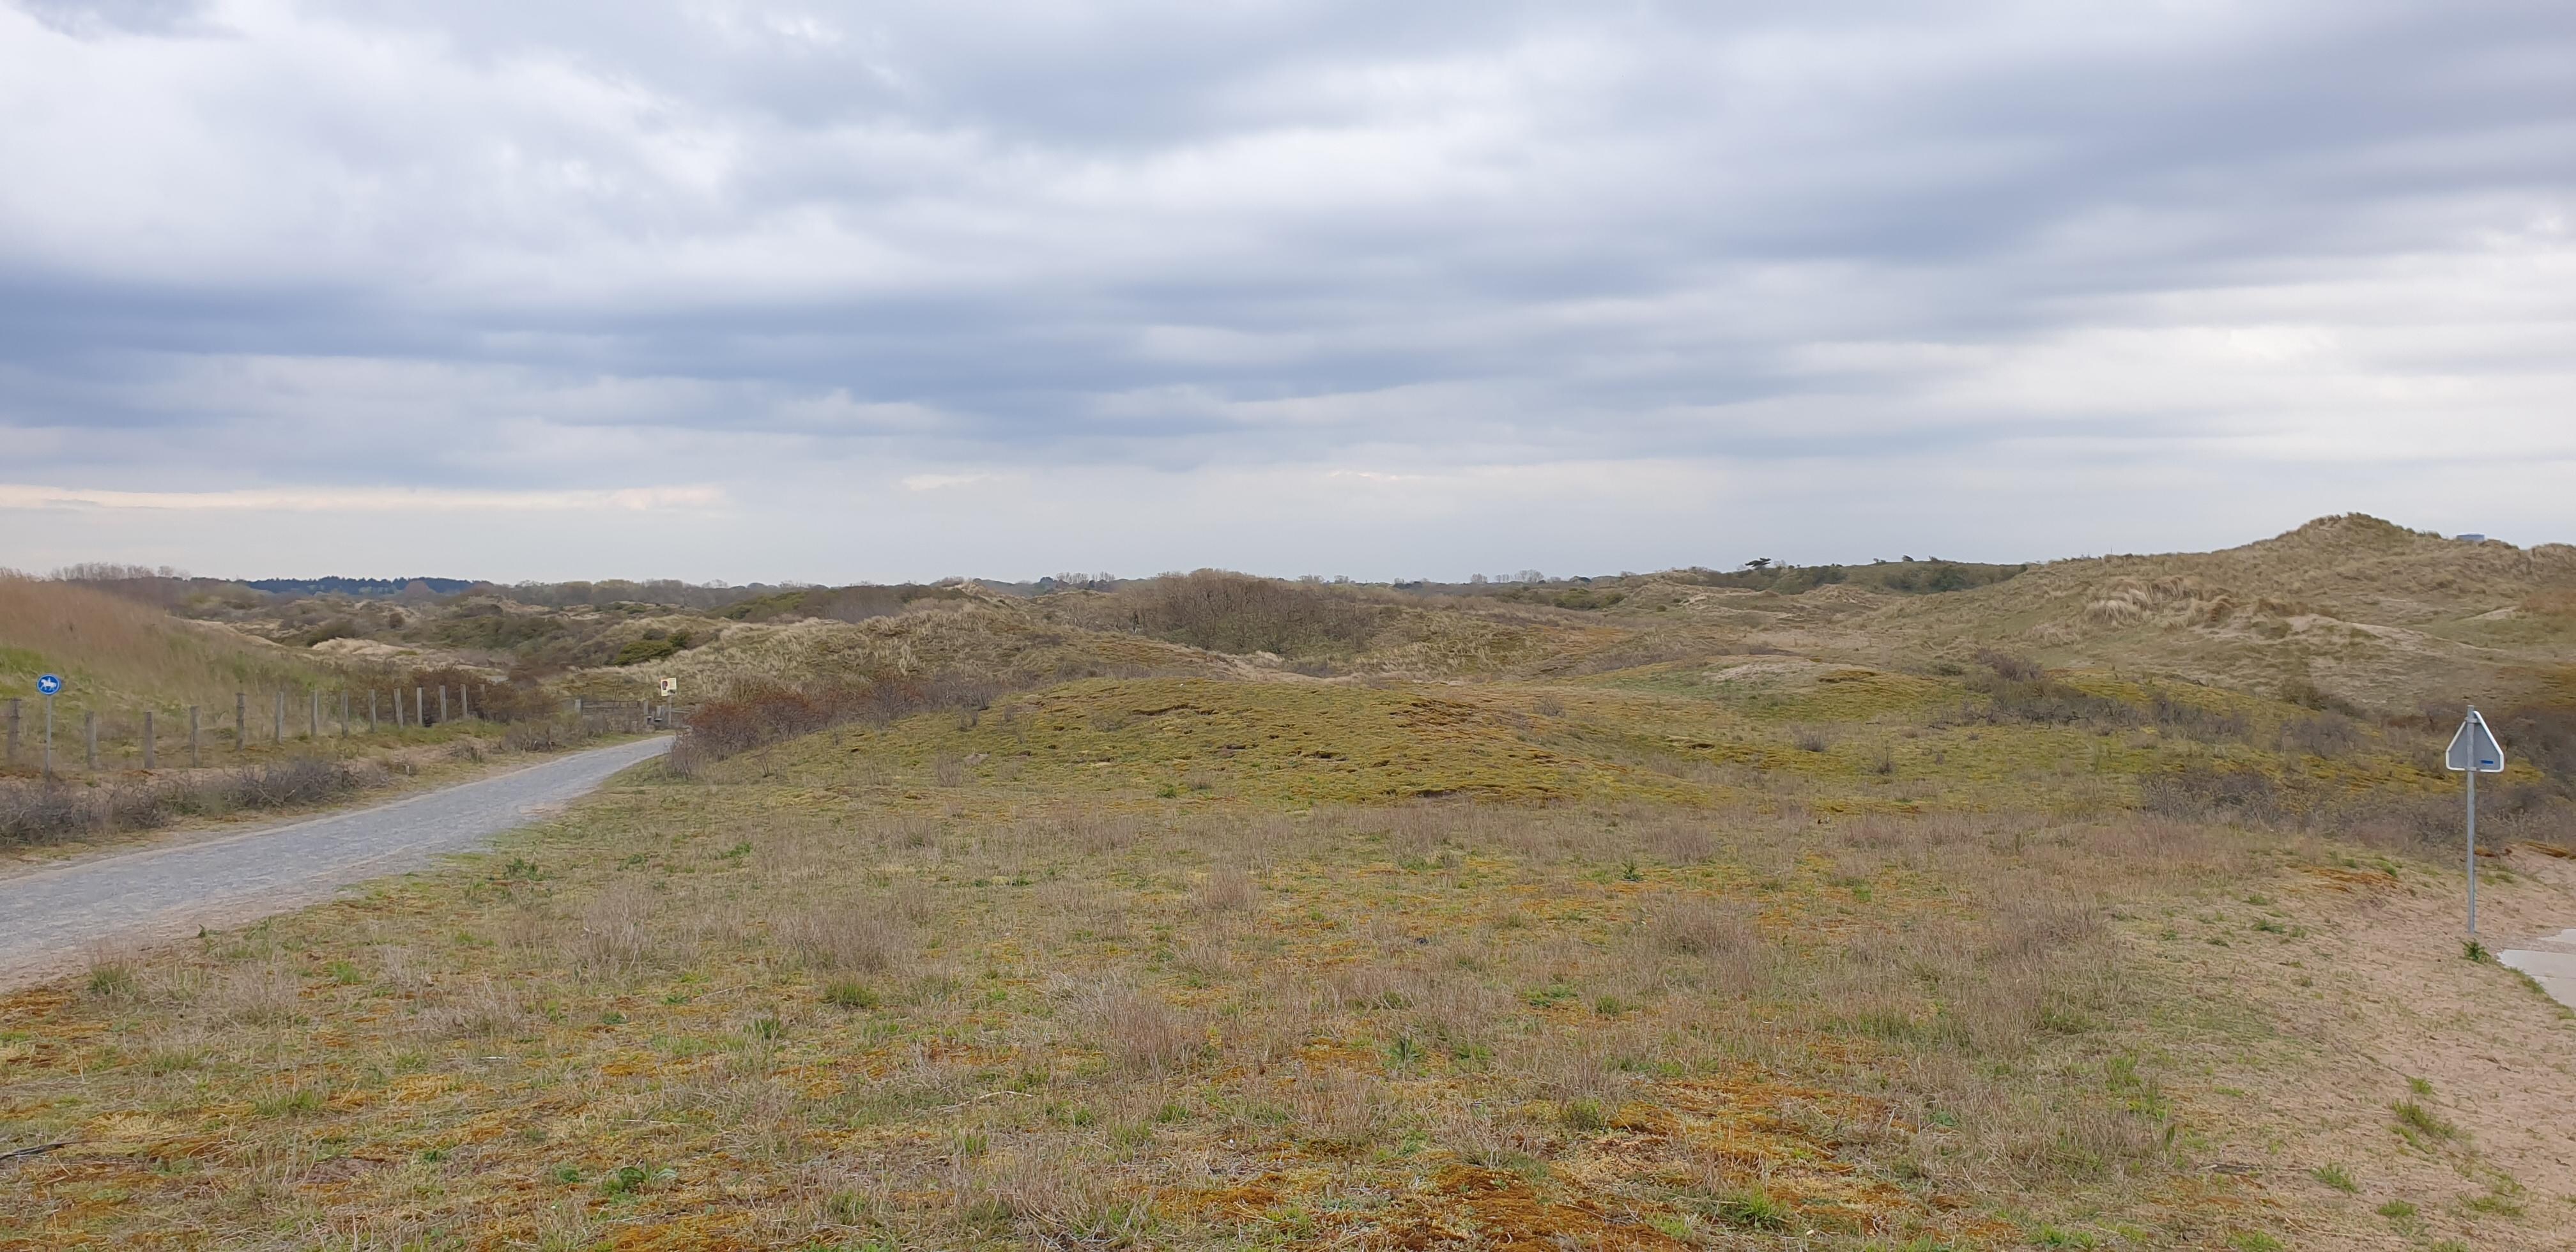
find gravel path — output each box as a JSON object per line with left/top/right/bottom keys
{"left": 0, "top": 737, "right": 670, "bottom": 988}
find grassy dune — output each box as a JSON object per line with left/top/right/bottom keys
{"left": 0, "top": 578, "right": 334, "bottom": 721}
{"left": 6, "top": 660, "right": 2573, "bottom": 1249}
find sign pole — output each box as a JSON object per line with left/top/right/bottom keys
{"left": 2465, "top": 765, "right": 2478, "bottom": 937}
{"left": 42, "top": 693, "right": 52, "bottom": 778}
{"left": 2445, "top": 705, "right": 2505, "bottom": 940}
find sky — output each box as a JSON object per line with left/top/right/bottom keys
{"left": 1, "top": 0, "right": 2570, "bottom": 583}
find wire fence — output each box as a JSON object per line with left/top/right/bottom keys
{"left": 0, "top": 687, "right": 677, "bottom": 779}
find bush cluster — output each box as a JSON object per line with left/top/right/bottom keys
{"left": 1105, "top": 570, "right": 1382, "bottom": 658}
{"left": 0, "top": 757, "right": 364, "bottom": 846}
{"left": 670, "top": 673, "right": 1016, "bottom": 773}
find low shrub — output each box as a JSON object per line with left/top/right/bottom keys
{"left": 2140, "top": 763, "right": 2280, "bottom": 823}
{"left": 1098, "top": 570, "right": 1383, "bottom": 658}
{"left": 222, "top": 757, "right": 359, "bottom": 809}
{"left": 2281, "top": 713, "right": 2362, "bottom": 758}
{"left": 0, "top": 756, "right": 368, "bottom": 846}
{"left": 670, "top": 672, "right": 1017, "bottom": 772}
{"left": 0, "top": 781, "right": 169, "bottom": 845}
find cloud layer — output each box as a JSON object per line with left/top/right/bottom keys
{"left": 3, "top": 0, "right": 2571, "bottom": 579}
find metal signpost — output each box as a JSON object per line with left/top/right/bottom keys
{"left": 36, "top": 673, "right": 61, "bottom": 776}
{"left": 2444, "top": 706, "right": 2506, "bottom": 936}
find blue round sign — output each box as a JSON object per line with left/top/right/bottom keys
{"left": 36, "top": 674, "right": 62, "bottom": 696}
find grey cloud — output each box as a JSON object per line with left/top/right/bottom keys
{"left": 20, "top": 0, "right": 215, "bottom": 37}
{"left": 1, "top": 0, "right": 2571, "bottom": 576}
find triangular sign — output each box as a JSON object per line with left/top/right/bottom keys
{"left": 2446, "top": 708, "right": 2504, "bottom": 773}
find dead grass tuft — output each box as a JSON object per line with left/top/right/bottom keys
{"left": 1078, "top": 983, "right": 1202, "bottom": 1075}
{"left": 780, "top": 904, "right": 916, "bottom": 974}
{"left": 574, "top": 880, "right": 665, "bottom": 977}
{"left": 1192, "top": 864, "right": 1256, "bottom": 913}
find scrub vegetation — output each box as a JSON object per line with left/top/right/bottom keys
{"left": 5, "top": 515, "right": 2576, "bottom": 1249}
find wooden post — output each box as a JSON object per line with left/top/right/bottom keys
{"left": 461, "top": 684, "right": 472, "bottom": 720}
{"left": 369, "top": 690, "right": 379, "bottom": 733}
{"left": 236, "top": 691, "right": 247, "bottom": 752}
{"left": 85, "top": 710, "right": 97, "bottom": 770}
{"left": 309, "top": 689, "right": 320, "bottom": 741}
{"left": 416, "top": 686, "right": 426, "bottom": 728}
{"left": 143, "top": 710, "right": 156, "bottom": 770}
{"left": 438, "top": 685, "right": 449, "bottom": 724}
{"left": 341, "top": 691, "right": 350, "bottom": 738}
{"left": 4, "top": 698, "right": 17, "bottom": 767}
{"left": 189, "top": 705, "right": 201, "bottom": 767}
{"left": 272, "top": 690, "right": 284, "bottom": 745}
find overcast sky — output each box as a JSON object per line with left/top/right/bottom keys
{"left": 2, "top": 0, "right": 2570, "bottom": 583}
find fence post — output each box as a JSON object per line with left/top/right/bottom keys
{"left": 236, "top": 691, "right": 247, "bottom": 752}
{"left": 417, "top": 686, "right": 426, "bottom": 728}
{"left": 461, "top": 684, "right": 472, "bottom": 721}
{"left": 189, "top": 706, "right": 201, "bottom": 767}
{"left": 310, "top": 689, "right": 320, "bottom": 741}
{"left": 341, "top": 691, "right": 350, "bottom": 738}
{"left": 85, "top": 710, "right": 97, "bottom": 770}
{"left": 394, "top": 687, "right": 404, "bottom": 729}
{"left": 272, "top": 690, "right": 284, "bottom": 745}
{"left": 369, "top": 690, "right": 379, "bottom": 733}
{"left": 144, "top": 710, "right": 155, "bottom": 770}
{"left": 4, "top": 698, "right": 16, "bottom": 767}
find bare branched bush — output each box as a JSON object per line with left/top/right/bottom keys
{"left": 0, "top": 781, "right": 168, "bottom": 845}
{"left": 1975, "top": 649, "right": 2046, "bottom": 683}
{"left": 502, "top": 721, "right": 569, "bottom": 751}
{"left": 224, "top": 757, "right": 359, "bottom": 808}
{"left": 2138, "top": 763, "right": 2281, "bottom": 823}
{"left": 0, "top": 757, "right": 385, "bottom": 846}
{"left": 2149, "top": 691, "right": 2250, "bottom": 742}
{"left": 2281, "top": 712, "right": 2362, "bottom": 758}
{"left": 1094, "top": 569, "right": 1383, "bottom": 658}
{"left": 671, "top": 673, "right": 1018, "bottom": 772}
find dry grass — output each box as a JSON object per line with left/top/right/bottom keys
{"left": 7, "top": 584, "right": 2576, "bottom": 1250}
{"left": 0, "top": 576, "right": 334, "bottom": 719}
{"left": 13, "top": 758, "right": 2548, "bottom": 1249}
